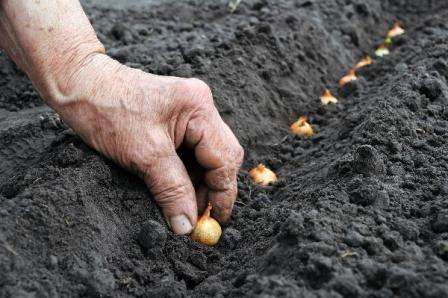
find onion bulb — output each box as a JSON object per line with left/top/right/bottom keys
{"left": 249, "top": 164, "right": 277, "bottom": 186}
{"left": 338, "top": 69, "right": 357, "bottom": 88}
{"left": 387, "top": 23, "right": 405, "bottom": 38}
{"left": 355, "top": 56, "right": 372, "bottom": 69}
{"left": 320, "top": 89, "right": 338, "bottom": 105}
{"left": 375, "top": 45, "right": 390, "bottom": 57}
{"left": 191, "top": 203, "right": 222, "bottom": 246}
{"left": 290, "top": 116, "right": 314, "bottom": 137}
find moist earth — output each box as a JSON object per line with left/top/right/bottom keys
{"left": 1, "top": 0, "right": 448, "bottom": 297}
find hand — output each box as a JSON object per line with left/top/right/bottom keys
{"left": 0, "top": 0, "right": 244, "bottom": 235}
{"left": 55, "top": 53, "right": 244, "bottom": 235}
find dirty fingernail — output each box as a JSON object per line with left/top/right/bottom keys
{"left": 169, "top": 215, "right": 193, "bottom": 235}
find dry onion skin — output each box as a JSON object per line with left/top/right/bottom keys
{"left": 338, "top": 69, "right": 357, "bottom": 88}
{"left": 249, "top": 164, "right": 277, "bottom": 186}
{"left": 375, "top": 45, "right": 390, "bottom": 57}
{"left": 355, "top": 56, "right": 372, "bottom": 69}
{"left": 387, "top": 22, "right": 405, "bottom": 38}
{"left": 290, "top": 116, "right": 314, "bottom": 137}
{"left": 320, "top": 89, "right": 338, "bottom": 105}
{"left": 190, "top": 203, "right": 222, "bottom": 246}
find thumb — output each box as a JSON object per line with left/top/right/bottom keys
{"left": 143, "top": 154, "right": 197, "bottom": 235}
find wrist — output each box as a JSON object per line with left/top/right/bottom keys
{"left": 43, "top": 52, "right": 124, "bottom": 141}
{"left": 0, "top": 0, "right": 106, "bottom": 109}
{"left": 42, "top": 45, "right": 107, "bottom": 110}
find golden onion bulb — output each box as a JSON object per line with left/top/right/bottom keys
{"left": 355, "top": 56, "right": 372, "bottom": 69}
{"left": 375, "top": 45, "right": 390, "bottom": 57}
{"left": 191, "top": 203, "right": 222, "bottom": 246}
{"left": 339, "top": 69, "right": 357, "bottom": 88}
{"left": 249, "top": 164, "right": 277, "bottom": 186}
{"left": 320, "top": 89, "right": 338, "bottom": 105}
{"left": 290, "top": 116, "right": 314, "bottom": 137}
{"left": 387, "top": 23, "right": 405, "bottom": 38}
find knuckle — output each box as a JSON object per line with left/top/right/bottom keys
{"left": 171, "top": 78, "right": 214, "bottom": 107}
{"left": 188, "top": 78, "right": 212, "bottom": 94}
{"left": 187, "top": 78, "right": 214, "bottom": 105}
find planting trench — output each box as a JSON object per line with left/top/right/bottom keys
{"left": 1, "top": 0, "right": 448, "bottom": 297}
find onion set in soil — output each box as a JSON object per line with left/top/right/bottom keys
{"left": 339, "top": 69, "right": 357, "bottom": 87}
{"left": 249, "top": 164, "right": 277, "bottom": 186}
{"left": 191, "top": 203, "right": 222, "bottom": 246}
{"left": 387, "top": 22, "right": 405, "bottom": 38}
{"left": 290, "top": 116, "right": 314, "bottom": 137}
{"left": 375, "top": 45, "right": 390, "bottom": 57}
{"left": 320, "top": 89, "right": 338, "bottom": 105}
{"left": 355, "top": 56, "right": 372, "bottom": 69}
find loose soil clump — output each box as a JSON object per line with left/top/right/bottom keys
{"left": 1, "top": 0, "right": 448, "bottom": 297}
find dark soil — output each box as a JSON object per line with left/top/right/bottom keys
{"left": 1, "top": 0, "right": 448, "bottom": 297}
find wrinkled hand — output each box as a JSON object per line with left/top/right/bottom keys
{"left": 57, "top": 54, "right": 244, "bottom": 235}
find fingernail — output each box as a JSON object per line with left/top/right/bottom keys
{"left": 169, "top": 215, "right": 193, "bottom": 235}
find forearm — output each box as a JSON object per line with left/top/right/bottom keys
{"left": 0, "top": 0, "right": 105, "bottom": 109}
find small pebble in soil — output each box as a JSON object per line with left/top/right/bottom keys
{"left": 331, "top": 274, "right": 361, "bottom": 297}
{"left": 277, "top": 212, "right": 304, "bottom": 245}
{"left": 221, "top": 228, "right": 242, "bottom": 250}
{"left": 431, "top": 211, "right": 448, "bottom": 233}
{"left": 137, "top": 220, "right": 167, "bottom": 250}
{"left": 382, "top": 231, "right": 401, "bottom": 251}
{"left": 49, "top": 255, "right": 58, "bottom": 269}
{"left": 344, "top": 231, "right": 364, "bottom": 247}
{"left": 418, "top": 77, "right": 443, "bottom": 101}
{"left": 353, "top": 145, "right": 385, "bottom": 175}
